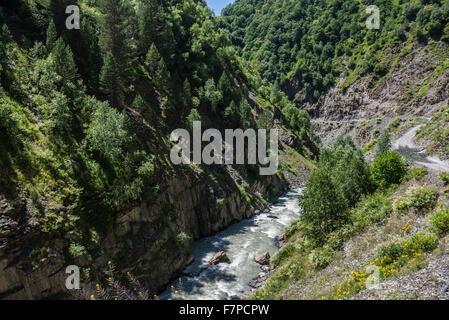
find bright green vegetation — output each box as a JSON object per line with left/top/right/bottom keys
{"left": 299, "top": 136, "right": 374, "bottom": 246}
{"left": 249, "top": 136, "right": 415, "bottom": 300}
{"left": 371, "top": 151, "right": 407, "bottom": 189}
{"left": 441, "top": 172, "right": 449, "bottom": 185}
{"left": 393, "top": 185, "right": 439, "bottom": 214}
{"left": 0, "top": 0, "right": 317, "bottom": 289}
{"left": 416, "top": 105, "right": 449, "bottom": 157}
{"left": 221, "top": 0, "right": 449, "bottom": 101}
{"left": 429, "top": 207, "right": 449, "bottom": 235}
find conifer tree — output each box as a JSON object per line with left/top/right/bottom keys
{"left": 51, "top": 38, "right": 78, "bottom": 85}
{"left": 145, "top": 43, "right": 162, "bottom": 76}
{"left": 100, "top": 51, "right": 122, "bottom": 107}
{"left": 98, "top": 0, "right": 134, "bottom": 106}
{"left": 46, "top": 20, "right": 58, "bottom": 51}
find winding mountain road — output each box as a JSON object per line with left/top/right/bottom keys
{"left": 392, "top": 125, "right": 449, "bottom": 172}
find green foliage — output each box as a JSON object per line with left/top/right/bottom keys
{"left": 100, "top": 51, "right": 122, "bottom": 107}
{"left": 320, "top": 136, "right": 374, "bottom": 207}
{"left": 45, "top": 20, "right": 57, "bottom": 51}
{"left": 371, "top": 151, "right": 407, "bottom": 189}
{"left": 85, "top": 103, "right": 130, "bottom": 163}
{"left": 377, "top": 232, "right": 438, "bottom": 266}
{"left": 375, "top": 129, "right": 391, "bottom": 158}
{"left": 440, "top": 172, "right": 449, "bottom": 185}
{"left": 394, "top": 186, "right": 439, "bottom": 214}
{"left": 429, "top": 207, "right": 449, "bottom": 235}
{"left": 299, "top": 167, "right": 348, "bottom": 247}
{"left": 272, "top": 244, "right": 296, "bottom": 268}
{"left": 406, "top": 167, "right": 428, "bottom": 181}
{"left": 310, "top": 246, "right": 334, "bottom": 270}
{"left": 299, "top": 136, "right": 373, "bottom": 246}
{"left": 223, "top": 0, "right": 449, "bottom": 101}
{"left": 186, "top": 108, "right": 201, "bottom": 130}
{"left": 351, "top": 193, "right": 392, "bottom": 229}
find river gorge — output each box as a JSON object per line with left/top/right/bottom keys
{"left": 160, "top": 188, "right": 302, "bottom": 300}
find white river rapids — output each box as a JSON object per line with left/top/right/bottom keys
{"left": 160, "top": 188, "right": 302, "bottom": 300}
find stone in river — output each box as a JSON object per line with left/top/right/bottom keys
{"left": 208, "top": 251, "right": 231, "bottom": 265}
{"left": 253, "top": 252, "right": 271, "bottom": 265}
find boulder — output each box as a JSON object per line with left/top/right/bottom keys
{"left": 253, "top": 252, "right": 271, "bottom": 265}
{"left": 208, "top": 251, "right": 231, "bottom": 265}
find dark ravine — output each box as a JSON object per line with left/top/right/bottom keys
{"left": 0, "top": 169, "right": 292, "bottom": 299}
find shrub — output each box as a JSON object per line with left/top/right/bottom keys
{"left": 407, "top": 186, "right": 438, "bottom": 212}
{"left": 375, "top": 129, "right": 391, "bottom": 158}
{"left": 394, "top": 186, "right": 438, "bottom": 214}
{"left": 272, "top": 244, "right": 296, "bottom": 268}
{"left": 429, "top": 208, "right": 449, "bottom": 235}
{"left": 371, "top": 151, "right": 407, "bottom": 189}
{"left": 407, "top": 232, "right": 438, "bottom": 253}
{"left": 407, "top": 167, "right": 428, "bottom": 181}
{"left": 310, "top": 246, "right": 334, "bottom": 270}
{"left": 440, "top": 172, "right": 449, "bottom": 185}
{"left": 377, "top": 232, "right": 437, "bottom": 265}
{"left": 351, "top": 193, "right": 392, "bottom": 228}
{"left": 377, "top": 240, "right": 404, "bottom": 265}
{"left": 393, "top": 196, "right": 410, "bottom": 214}
{"left": 299, "top": 168, "right": 348, "bottom": 246}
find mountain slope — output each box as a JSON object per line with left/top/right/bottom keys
{"left": 0, "top": 0, "right": 316, "bottom": 299}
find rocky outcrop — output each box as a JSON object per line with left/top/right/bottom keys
{"left": 302, "top": 42, "right": 449, "bottom": 149}
{"left": 0, "top": 166, "right": 289, "bottom": 299}
{"left": 208, "top": 252, "right": 231, "bottom": 265}
{"left": 253, "top": 252, "right": 271, "bottom": 266}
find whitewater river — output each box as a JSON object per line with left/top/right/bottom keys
{"left": 160, "top": 188, "right": 302, "bottom": 300}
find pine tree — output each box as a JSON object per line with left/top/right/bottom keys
{"left": 46, "top": 20, "right": 58, "bottom": 51}
{"left": 100, "top": 51, "right": 122, "bottom": 107}
{"left": 51, "top": 38, "right": 78, "bottom": 85}
{"left": 239, "top": 97, "right": 252, "bottom": 129}
{"left": 375, "top": 129, "right": 392, "bottom": 158}
{"left": 155, "top": 56, "right": 170, "bottom": 89}
{"left": 98, "top": 0, "right": 133, "bottom": 68}
{"left": 183, "top": 78, "right": 192, "bottom": 105}
{"left": 137, "top": 0, "right": 163, "bottom": 53}
{"left": 98, "top": 0, "right": 134, "bottom": 106}
{"left": 145, "top": 43, "right": 162, "bottom": 76}
{"left": 270, "top": 80, "right": 282, "bottom": 105}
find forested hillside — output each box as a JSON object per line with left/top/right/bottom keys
{"left": 0, "top": 0, "right": 316, "bottom": 299}
{"left": 2, "top": 0, "right": 449, "bottom": 301}
{"left": 222, "top": 0, "right": 449, "bottom": 103}
{"left": 219, "top": 0, "right": 449, "bottom": 300}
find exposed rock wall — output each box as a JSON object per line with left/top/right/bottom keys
{"left": 0, "top": 167, "right": 289, "bottom": 299}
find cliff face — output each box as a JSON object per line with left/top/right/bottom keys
{"left": 305, "top": 41, "right": 449, "bottom": 152}
{"left": 0, "top": 125, "right": 309, "bottom": 299}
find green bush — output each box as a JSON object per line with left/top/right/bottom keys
{"left": 377, "top": 233, "right": 438, "bottom": 265}
{"left": 393, "top": 196, "right": 410, "bottom": 214}
{"left": 430, "top": 208, "right": 449, "bottom": 235}
{"left": 377, "top": 241, "right": 404, "bottom": 264}
{"left": 272, "top": 244, "right": 296, "bottom": 268}
{"left": 394, "top": 186, "right": 438, "bottom": 214}
{"left": 351, "top": 193, "right": 392, "bottom": 228}
{"left": 375, "top": 129, "right": 391, "bottom": 158}
{"left": 440, "top": 172, "right": 449, "bottom": 185}
{"left": 371, "top": 151, "right": 407, "bottom": 189}
{"left": 407, "top": 232, "right": 438, "bottom": 253}
{"left": 310, "top": 246, "right": 334, "bottom": 270}
{"left": 407, "top": 167, "right": 428, "bottom": 181}
{"left": 299, "top": 168, "right": 348, "bottom": 246}
{"left": 407, "top": 186, "right": 438, "bottom": 212}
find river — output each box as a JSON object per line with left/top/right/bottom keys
{"left": 160, "top": 188, "right": 302, "bottom": 300}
